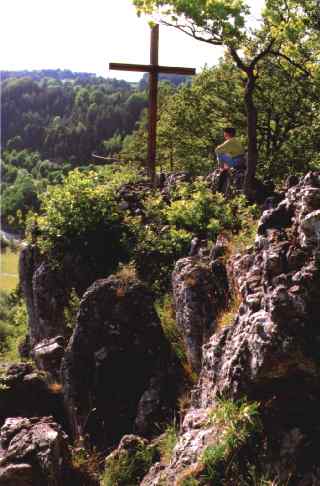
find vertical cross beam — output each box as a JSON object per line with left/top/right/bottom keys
{"left": 148, "top": 25, "right": 159, "bottom": 183}
{"left": 109, "top": 25, "right": 195, "bottom": 183}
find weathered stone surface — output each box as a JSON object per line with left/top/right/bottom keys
{"left": 32, "top": 336, "right": 65, "bottom": 379}
{"left": 141, "top": 173, "right": 320, "bottom": 484}
{"left": 172, "top": 256, "right": 229, "bottom": 373}
{"left": 19, "top": 244, "right": 42, "bottom": 348}
{"left": 0, "top": 416, "right": 71, "bottom": 486}
{"left": 19, "top": 246, "right": 69, "bottom": 348}
{"left": 199, "top": 177, "right": 320, "bottom": 405}
{"left": 0, "top": 363, "right": 65, "bottom": 431}
{"left": 62, "top": 276, "right": 181, "bottom": 449}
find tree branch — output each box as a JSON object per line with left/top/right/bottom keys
{"left": 161, "top": 20, "right": 223, "bottom": 46}
{"left": 250, "top": 39, "right": 275, "bottom": 71}
{"left": 270, "top": 50, "right": 312, "bottom": 77}
{"left": 228, "top": 47, "right": 248, "bottom": 72}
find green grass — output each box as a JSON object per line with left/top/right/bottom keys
{"left": 202, "top": 399, "right": 261, "bottom": 483}
{"left": 158, "top": 422, "right": 179, "bottom": 464}
{"left": 0, "top": 249, "right": 19, "bottom": 291}
{"left": 101, "top": 442, "right": 156, "bottom": 486}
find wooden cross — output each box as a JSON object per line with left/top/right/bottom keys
{"left": 109, "top": 24, "right": 196, "bottom": 183}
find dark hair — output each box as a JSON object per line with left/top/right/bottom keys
{"left": 224, "top": 127, "right": 236, "bottom": 136}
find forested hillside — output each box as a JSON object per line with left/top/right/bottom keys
{"left": 1, "top": 71, "right": 148, "bottom": 229}
{"left": 1, "top": 73, "right": 146, "bottom": 162}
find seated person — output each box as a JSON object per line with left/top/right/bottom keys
{"left": 215, "top": 127, "right": 245, "bottom": 170}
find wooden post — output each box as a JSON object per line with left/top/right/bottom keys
{"left": 109, "top": 25, "right": 196, "bottom": 183}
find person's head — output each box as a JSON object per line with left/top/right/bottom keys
{"left": 223, "top": 127, "right": 236, "bottom": 140}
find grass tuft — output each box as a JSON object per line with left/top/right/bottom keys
{"left": 202, "top": 399, "right": 261, "bottom": 483}
{"left": 101, "top": 441, "right": 155, "bottom": 486}
{"left": 216, "top": 292, "right": 242, "bottom": 331}
{"left": 158, "top": 422, "right": 179, "bottom": 465}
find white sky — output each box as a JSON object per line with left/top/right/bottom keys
{"left": 1, "top": 0, "right": 265, "bottom": 82}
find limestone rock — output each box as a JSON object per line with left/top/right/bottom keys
{"left": 62, "top": 276, "right": 181, "bottom": 449}
{"left": 32, "top": 336, "right": 65, "bottom": 380}
{"left": 19, "top": 246, "right": 69, "bottom": 348}
{"left": 172, "top": 256, "right": 229, "bottom": 373}
{"left": 0, "top": 416, "right": 71, "bottom": 486}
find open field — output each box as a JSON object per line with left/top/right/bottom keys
{"left": 0, "top": 249, "right": 19, "bottom": 291}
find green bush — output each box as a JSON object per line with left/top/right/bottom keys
{"left": 162, "top": 181, "right": 234, "bottom": 239}
{"left": 0, "top": 290, "right": 28, "bottom": 360}
{"left": 134, "top": 226, "right": 192, "bottom": 294}
{"left": 27, "top": 163, "right": 141, "bottom": 255}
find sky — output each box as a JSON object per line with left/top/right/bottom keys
{"left": 1, "top": 0, "right": 265, "bottom": 82}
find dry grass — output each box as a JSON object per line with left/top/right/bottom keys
{"left": 114, "top": 263, "right": 137, "bottom": 297}
{"left": 178, "top": 392, "right": 192, "bottom": 421}
{"left": 216, "top": 292, "right": 242, "bottom": 331}
{"left": 115, "top": 262, "right": 137, "bottom": 282}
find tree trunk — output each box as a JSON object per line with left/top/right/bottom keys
{"left": 244, "top": 72, "right": 258, "bottom": 199}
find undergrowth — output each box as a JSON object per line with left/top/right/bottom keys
{"left": 101, "top": 441, "right": 156, "bottom": 486}
{"left": 202, "top": 399, "right": 261, "bottom": 484}
{"left": 155, "top": 294, "right": 197, "bottom": 383}
{"left": 155, "top": 295, "right": 186, "bottom": 364}
{"left": 0, "top": 289, "right": 28, "bottom": 362}
{"left": 158, "top": 421, "right": 179, "bottom": 465}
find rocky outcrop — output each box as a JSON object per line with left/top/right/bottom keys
{"left": 0, "top": 416, "right": 71, "bottom": 486}
{"left": 19, "top": 244, "right": 42, "bottom": 347}
{"left": 0, "top": 363, "right": 66, "bottom": 431}
{"left": 19, "top": 246, "right": 69, "bottom": 348}
{"left": 62, "top": 275, "right": 181, "bottom": 450}
{"left": 19, "top": 223, "right": 137, "bottom": 350}
{"left": 172, "top": 255, "right": 229, "bottom": 373}
{"left": 142, "top": 172, "right": 320, "bottom": 484}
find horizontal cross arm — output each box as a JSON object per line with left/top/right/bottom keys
{"left": 109, "top": 62, "right": 196, "bottom": 76}
{"left": 109, "top": 62, "right": 154, "bottom": 73}
{"left": 157, "top": 65, "right": 196, "bottom": 75}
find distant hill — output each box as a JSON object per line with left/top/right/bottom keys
{"left": 1, "top": 71, "right": 148, "bottom": 163}
{"left": 1, "top": 69, "right": 98, "bottom": 82}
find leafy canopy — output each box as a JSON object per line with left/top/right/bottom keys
{"left": 134, "top": 0, "right": 250, "bottom": 46}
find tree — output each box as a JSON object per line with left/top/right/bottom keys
{"left": 133, "top": 0, "right": 317, "bottom": 195}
